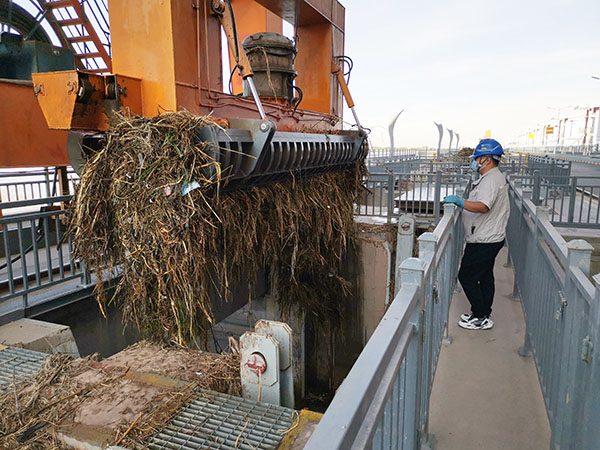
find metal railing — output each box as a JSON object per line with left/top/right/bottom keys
{"left": 509, "top": 174, "right": 600, "bottom": 228}
{"left": 0, "top": 196, "right": 92, "bottom": 320}
{"left": 367, "top": 148, "right": 424, "bottom": 160}
{"left": 526, "top": 156, "right": 571, "bottom": 182}
{"left": 506, "top": 179, "right": 600, "bottom": 449}
{"left": 357, "top": 172, "right": 469, "bottom": 223}
{"left": 367, "top": 159, "right": 471, "bottom": 175}
{"left": 0, "top": 168, "right": 78, "bottom": 215}
{"left": 306, "top": 200, "right": 466, "bottom": 449}
{"left": 508, "top": 143, "right": 600, "bottom": 157}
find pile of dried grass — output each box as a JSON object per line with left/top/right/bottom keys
{"left": 0, "top": 347, "right": 241, "bottom": 449}
{"left": 456, "top": 147, "right": 474, "bottom": 157}
{"left": 72, "top": 111, "right": 365, "bottom": 347}
{"left": 0, "top": 353, "right": 101, "bottom": 449}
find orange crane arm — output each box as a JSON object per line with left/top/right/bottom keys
{"left": 331, "top": 61, "right": 355, "bottom": 108}
{"left": 332, "top": 61, "right": 361, "bottom": 128}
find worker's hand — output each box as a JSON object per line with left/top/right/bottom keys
{"left": 443, "top": 195, "right": 464, "bottom": 208}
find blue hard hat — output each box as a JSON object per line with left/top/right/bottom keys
{"left": 470, "top": 139, "right": 504, "bottom": 159}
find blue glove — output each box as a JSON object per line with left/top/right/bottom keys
{"left": 444, "top": 195, "right": 464, "bottom": 208}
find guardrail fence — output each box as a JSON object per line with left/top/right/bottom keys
{"left": 509, "top": 174, "right": 599, "bottom": 228}
{"left": 0, "top": 168, "right": 78, "bottom": 216}
{"left": 357, "top": 172, "right": 469, "bottom": 223}
{"left": 526, "top": 156, "right": 571, "bottom": 180}
{"left": 506, "top": 179, "right": 600, "bottom": 449}
{"left": 368, "top": 148, "right": 424, "bottom": 160}
{"left": 0, "top": 195, "right": 92, "bottom": 322}
{"left": 306, "top": 200, "right": 466, "bottom": 449}
{"left": 507, "top": 143, "right": 600, "bottom": 157}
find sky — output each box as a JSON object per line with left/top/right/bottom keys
{"left": 340, "top": 0, "right": 600, "bottom": 148}
{"left": 7, "top": 0, "right": 600, "bottom": 149}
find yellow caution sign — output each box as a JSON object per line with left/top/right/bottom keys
{"left": 528, "top": 133, "right": 534, "bottom": 139}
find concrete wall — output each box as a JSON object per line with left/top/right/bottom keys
{"left": 0, "top": 318, "right": 80, "bottom": 356}
{"left": 355, "top": 226, "right": 396, "bottom": 343}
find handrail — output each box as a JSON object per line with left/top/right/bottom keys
{"left": 307, "top": 197, "right": 467, "bottom": 449}
{"left": 0, "top": 195, "right": 72, "bottom": 212}
{"left": 507, "top": 178, "right": 599, "bottom": 449}
{"left": 358, "top": 171, "right": 470, "bottom": 223}
{"left": 508, "top": 174, "right": 600, "bottom": 228}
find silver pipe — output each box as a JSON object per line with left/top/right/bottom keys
{"left": 246, "top": 77, "right": 267, "bottom": 120}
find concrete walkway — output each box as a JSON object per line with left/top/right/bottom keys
{"left": 428, "top": 247, "right": 551, "bottom": 450}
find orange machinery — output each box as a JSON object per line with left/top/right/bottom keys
{"left": 2, "top": 0, "right": 366, "bottom": 182}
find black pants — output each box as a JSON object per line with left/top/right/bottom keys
{"left": 458, "top": 240, "right": 504, "bottom": 318}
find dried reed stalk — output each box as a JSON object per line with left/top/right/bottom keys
{"left": 71, "top": 110, "right": 365, "bottom": 347}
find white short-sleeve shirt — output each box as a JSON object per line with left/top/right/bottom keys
{"left": 462, "top": 167, "right": 510, "bottom": 244}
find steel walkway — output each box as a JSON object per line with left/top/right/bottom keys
{"left": 428, "top": 247, "right": 551, "bottom": 449}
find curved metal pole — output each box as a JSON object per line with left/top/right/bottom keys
{"left": 434, "top": 122, "right": 444, "bottom": 157}
{"left": 455, "top": 133, "right": 460, "bottom": 151}
{"left": 447, "top": 129, "right": 454, "bottom": 155}
{"left": 389, "top": 110, "right": 404, "bottom": 157}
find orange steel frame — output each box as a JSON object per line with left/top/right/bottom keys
{"left": 0, "top": 0, "right": 346, "bottom": 169}
{"left": 107, "top": 0, "right": 345, "bottom": 131}
{"left": 0, "top": 80, "right": 69, "bottom": 167}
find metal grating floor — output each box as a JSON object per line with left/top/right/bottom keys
{"left": 148, "top": 390, "right": 296, "bottom": 450}
{"left": 0, "top": 346, "right": 48, "bottom": 394}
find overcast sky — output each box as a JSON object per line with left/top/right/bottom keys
{"left": 341, "top": 0, "right": 600, "bottom": 148}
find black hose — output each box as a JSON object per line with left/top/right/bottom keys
{"left": 292, "top": 84, "right": 303, "bottom": 112}
{"left": 335, "top": 55, "right": 354, "bottom": 85}
{"left": 225, "top": 0, "right": 240, "bottom": 65}
{"left": 228, "top": 63, "right": 240, "bottom": 95}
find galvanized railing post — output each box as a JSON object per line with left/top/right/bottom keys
{"left": 566, "top": 239, "right": 593, "bottom": 277}
{"left": 568, "top": 176, "right": 577, "bottom": 224}
{"left": 433, "top": 171, "right": 442, "bottom": 224}
{"left": 395, "top": 215, "right": 415, "bottom": 296}
{"left": 399, "top": 257, "right": 426, "bottom": 449}
{"left": 554, "top": 239, "right": 594, "bottom": 448}
{"left": 43, "top": 167, "right": 51, "bottom": 198}
{"left": 532, "top": 170, "right": 541, "bottom": 206}
{"left": 387, "top": 173, "right": 395, "bottom": 223}
{"left": 582, "top": 274, "right": 600, "bottom": 448}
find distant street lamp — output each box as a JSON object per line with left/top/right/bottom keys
{"left": 447, "top": 129, "right": 454, "bottom": 155}
{"left": 455, "top": 133, "right": 460, "bottom": 151}
{"left": 434, "top": 122, "right": 444, "bottom": 157}
{"left": 388, "top": 110, "right": 404, "bottom": 158}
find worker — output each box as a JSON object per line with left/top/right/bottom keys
{"left": 443, "top": 139, "right": 510, "bottom": 330}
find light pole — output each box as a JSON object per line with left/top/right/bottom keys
{"left": 447, "top": 128, "right": 454, "bottom": 155}
{"left": 434, "top": 122, "right": 444, "bottom": 158}
{"left": 388, "top": 110, "right": 404, "bottom": 158}
{"left": 455, "top": 133, "right": 460, "bottom": 151}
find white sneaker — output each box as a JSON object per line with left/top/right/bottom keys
{"left": 458, "top": 316, "right": 494, "bottom": 330}
{"left": 460, "top": 313, "right": 474, "bottom": 322}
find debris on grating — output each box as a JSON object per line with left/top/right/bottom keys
{"left": 0, "top": 342, "right": 240, "bottom": 449}
{"left": 71, "top": 110, "right": 366, "bottom": 348}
